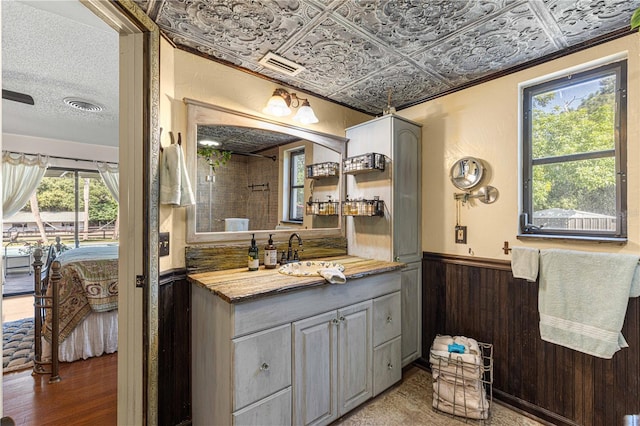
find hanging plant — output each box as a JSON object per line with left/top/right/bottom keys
{"left": 632, "top": 7, "right": 640, "bottom": 30}
{"left": 197, "top": 146, "right": 232, "bottom": 172}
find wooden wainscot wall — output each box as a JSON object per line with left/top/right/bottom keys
{"left": 421, "top": 252, "right": 640, "bottom": 426}
{"left": 158, "top": 269, "right": 191, "bottom": 425}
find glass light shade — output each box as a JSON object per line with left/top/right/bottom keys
{"left": 263, "top": 95, "right": 291, "bottom": 117}
{"left": 293, "top": 105, "right": 319, "bottom": 124}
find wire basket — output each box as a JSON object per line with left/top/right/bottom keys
{"left": 429, "top": 335, "right": 493, "bottom": 423}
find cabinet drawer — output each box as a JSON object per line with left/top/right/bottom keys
{"left": 233, "top": 324, "right": 291, "bottom": 410}
{"left": 373, "top": 336, "right": 401, "bottom": 396}
{"left": 372, "top": 291, "right": 401, "bottom": 347}
{"left": 233, "top": 387, "right": 291, "bottom": 426}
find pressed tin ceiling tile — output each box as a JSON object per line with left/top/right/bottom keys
{"left": 138, "top": 0, "right": 640, "bottom": 115}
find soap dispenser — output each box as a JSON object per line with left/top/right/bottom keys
{"left": 264, "top": 234, "right": 278, "bottom": 269}
{"left": 248, "top": 234, "right": 259, "bottom": 271}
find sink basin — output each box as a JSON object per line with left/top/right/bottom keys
{"left": 278, "top": 261, "right": 345, "bottom": 277}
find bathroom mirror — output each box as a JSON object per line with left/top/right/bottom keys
{"left": 449, "top": 157, "right": 484, "bottom": 190}
{"left": 185, "top": 99, "right": 348, "bottom": 243}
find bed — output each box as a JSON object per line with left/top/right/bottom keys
{"left": 40, "top": 245, "right": 118, "bottom": 363}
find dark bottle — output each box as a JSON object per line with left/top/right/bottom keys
{"left": 248, "top": 233, "right": 259, "bottom": 271}
{"left": 264, "top": 234, "right": 278, "bottom": 269}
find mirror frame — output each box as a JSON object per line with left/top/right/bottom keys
{"left": 449, "top": 156, "right": 485, "bottom": 190}
{"left": 184, "top": 98, "right": 348, "bottom": 244}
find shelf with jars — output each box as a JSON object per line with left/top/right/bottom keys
{"left": 342, "top": 197, "right": 384, "bottom": 217}
{"left": 306, "top": 196, "right": 340, "bottom": 216}
{"left": 343, "top": 152, "right": 385, "bottom": 175}
{"left": 306, "top": 162, "right": 340, "bottom": 179}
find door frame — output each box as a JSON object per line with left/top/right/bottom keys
{"left": 80, "top": 1, "right": 160, "bottom": 424}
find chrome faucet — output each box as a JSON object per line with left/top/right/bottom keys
{"left": 284, "top": 233, "right": 303, "bottom": 263}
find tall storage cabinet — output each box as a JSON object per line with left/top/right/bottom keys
{"left": 345, "top": 114, "right": 422, "bottom": 366}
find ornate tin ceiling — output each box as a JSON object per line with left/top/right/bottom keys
{"left": 137, "top": 0, "right": 639, "bottom": 116}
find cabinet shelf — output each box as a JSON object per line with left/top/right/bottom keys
{"left": 306, "top": 200, "right": 339, "bottom": 216}
{"left": 342, "top": 199, "right": 384, "bottom": 217}
{"left": 306, "top": 162, "right": 339, "bottom": 179}
{"left": 343, "top": 153, "right": 385, "bottom": 175}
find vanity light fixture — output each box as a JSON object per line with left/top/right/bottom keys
{"left": 263, "top": 88, "right": 319, "bottom": 124}
{"left": 199, "top": 139, "right": 221, "bottom": 147}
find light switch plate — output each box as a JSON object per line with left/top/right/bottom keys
{"left": 159, "top": 232, "right": 170, "bottom": 256}
{"left": 455, "top": 226, "right": 467, "bottom": 244}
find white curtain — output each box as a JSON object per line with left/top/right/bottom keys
{"left": 2, "top": 152, "right": 49, "bottom": 219}
{"left": 96, "top": 162, "right": 119, "bottom": 203}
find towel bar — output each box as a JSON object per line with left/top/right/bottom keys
{"left": 502, "top": 241, "right": 512, "bottom": 255}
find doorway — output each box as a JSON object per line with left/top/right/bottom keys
{"left": 1, "top": 0, "right": 159, "bottom": 424}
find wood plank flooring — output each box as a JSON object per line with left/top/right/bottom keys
{"left": 3, "top": 353, "right": 116, "bottom": 426}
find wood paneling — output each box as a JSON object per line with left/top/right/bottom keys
{"left": 421, "top": 252, "right": 640, "bottom": 426}
{"left": 159, "top": 269, "right": 191, "bottom": 425}
{"left": 185, "top": 236, "right": 348, "bottom": 273}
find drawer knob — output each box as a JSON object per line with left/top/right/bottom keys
{"left": 387, "top": 362, "right": 393, "bottom": 370}
{"left": 339, "top": 316, "right": 346, "bottom": 322}
{"left": 260, "top": 362, "right": 270, "bottom": 371}
{"left": 386, "top": 315, "right": 393, "bottom": 323}
{"left": 331, "top": 318, "right": 340, "bottom": 326}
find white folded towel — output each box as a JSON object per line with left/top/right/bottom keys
{"left": 511, "top": 246, "right": 539, "bottom": 282}
{"left": 539, "top": 249, "right": 640, "bottom": 358}
{"left": 317, "top": 268, "right": 346, "bottom": 284}
{"left": 432, "top": 391, "right": 489, "bottom": 419}
{"left": 433, "top": 380, "right": 488, "bottom": 411}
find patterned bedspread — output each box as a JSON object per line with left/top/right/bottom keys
{"left": 44, "top": 245, "right": 118, "bottom": 343}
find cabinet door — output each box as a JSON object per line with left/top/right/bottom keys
{"left": 293, "top": 310, "right": 338, "bottom": 426}
{"left": 337, "top": 300, "right": 373, "bottom": 415}
{"left": 401, "top": 261, "right": 422, "bottom": 366}
{"left": 392, "top": 118, "right": 421, "bottom": 263}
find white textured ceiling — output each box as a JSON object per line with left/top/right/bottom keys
{"left": 2, "top": 0, "right": 119, "bottom": 147}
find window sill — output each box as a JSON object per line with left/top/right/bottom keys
{"left": 517, "top": 234, "right": 627, "bottom": 244}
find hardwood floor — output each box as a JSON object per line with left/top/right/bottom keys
{"left": 3, "top": 353, "right": 117, "bottom": 426}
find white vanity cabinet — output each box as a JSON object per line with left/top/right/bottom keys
{"left": 292, "top": 300, "right": 372, "bottom": 425}
{"left": 191, "top": 265, "right": 402, "bottom": 426}
{"left": 345, "top": 115, "right": 423, "bottom": 366}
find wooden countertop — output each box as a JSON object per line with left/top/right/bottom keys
{"left": 187, "top": 256, "right": 403, "bottom": 303}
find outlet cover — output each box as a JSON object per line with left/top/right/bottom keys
{"left": 159, "top": 232, "right": 170, "bottom": 256}
{"left": 455, "top": 226, "right": 467, "bottom": 244}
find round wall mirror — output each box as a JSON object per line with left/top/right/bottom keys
{"left": 449, "top": 157, "right": 484, "bottom": 190}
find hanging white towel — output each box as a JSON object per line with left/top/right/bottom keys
{"left": 160, "top": 144, "right": 195, "bottom": 207}
{"left": 538, "top": 249, "right": 640, "bottom": 359}
{"left": 511, "top": 246, "right": 539, "bottom": 282}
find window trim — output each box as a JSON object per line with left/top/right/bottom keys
{"left": 288, "top": 148, "right": 305, "bottom": 222}
{"left": 520, "top": 60, "right": 627, "bottom": 240}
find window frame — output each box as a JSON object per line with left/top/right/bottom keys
{"left": 288, "top": 148, "right": 305, "bottom": 222}
{"left": 520, "top": 60, "right": 627, "bottom": 241}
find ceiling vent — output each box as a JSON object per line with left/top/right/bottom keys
{"left": 63, "top": 97, "right": 103, "bottom": 112}
{"left": 259, "top": 52, "right": 305, "bottom": 76}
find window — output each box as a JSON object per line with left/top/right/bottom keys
{"left": 288, "top": 149, "right": 305, "bottom": 222}
{"left": 521, "top": 60, "right": 627, "bottom": 240}
{"left": 8, "top": 167, "right": 119, "bottom": 248}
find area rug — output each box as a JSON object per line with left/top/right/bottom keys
{"left": 3, "top": 318, "right": 34, "bottom": 373}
